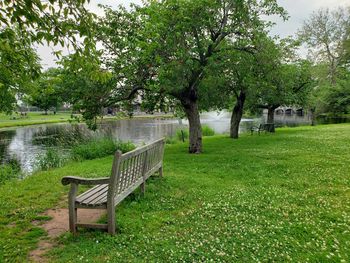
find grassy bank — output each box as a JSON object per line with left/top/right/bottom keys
{"left": 0, "top": 112, "right": 174, "bottom": 129}
{"left": 0, "top": 124, "right": 350, "bottom": 262}
{"left": 0, "top": 112, "right": 74, "bottom": 128}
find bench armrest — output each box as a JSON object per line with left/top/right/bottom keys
{"left": 61, "top": 176, "right": 110, "bottom": 186}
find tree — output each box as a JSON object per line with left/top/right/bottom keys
{"left": 0, "top": 27, "right": 41, "bottom": 113}
{"left": 95, "top": 0, "right": 286, "bottom": 153}
{"left": 256, "top": 61, "right": 313, "bottom": 126}
{"left": 26, "top": 68, "right": 63, "bottom": 114}
{"left": 308, "top": 64, "right": 350, "bottom": 117}
{"left": 214, "top": 36, "right": 279, "bottom": 139}
{"left": 59, "top": 53, "right": 114, "bottom": 130}
{"left": 299, "top": 7, "right": 350, "bottom": 85}
{"left": 0, "top": 0, "right": 96, "bottom": 113}
{"left": 204, "top": 43, "right": 256, "bottom": 139}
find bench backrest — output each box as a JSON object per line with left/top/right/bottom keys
{"left": 107, "top": 138, "right": 165, "bottom": 204}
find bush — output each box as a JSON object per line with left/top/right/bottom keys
{"left": 0, "top": 158, "right": 21, "bottom": 184}
{"left": 37, "top": 148, "right": 64, "bottom": 170}
{"left": 202, "top": 125, "right": 215, "bottom": 136}
{"left": 72, "top": 138, "right": 135, "bottom": 160}
{"left": 176, "top": 129, "right": 189, "bottom": 142}
{"left": 165, "top": 137, "right": 178, "bottom": 145}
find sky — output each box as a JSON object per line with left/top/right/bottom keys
{"left": 37, "top": 0, "right": 349, "bottom": 69}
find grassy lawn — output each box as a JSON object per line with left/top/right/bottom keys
{"left": 0, "top": 112, "right": 174, "bottom": 129}
{"left": 0, "top": 124, "right": 350, "bottom": 262}
{"left": 0, "top": 112, "right": 74, "bottom": 128}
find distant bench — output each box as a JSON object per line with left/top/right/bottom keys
{"left": 62, "top": 138, "right": 165, "bottom": 235}
{"left": 250, "top": 123, "right": 275, "bottom": 135}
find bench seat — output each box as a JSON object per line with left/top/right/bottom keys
{"left": 76, "top": 184, "right": 109, "bottom": 208}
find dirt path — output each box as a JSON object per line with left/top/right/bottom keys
{"left": 29, "top": 208, "right": 106, "bottom": 262}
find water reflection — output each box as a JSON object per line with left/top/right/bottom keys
{"left": 0, "top": 130, "right": 16, "bottom": 163}
{"left": 273, "top": 112, "right": 312, "bottom": 127}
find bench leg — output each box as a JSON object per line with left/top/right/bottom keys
{"left": 107, "top": 206, "right": 116, "bottom": 235}
{"left": 68, "top": 184, "right": 78, "bottom": 235}
{"left": 159, "top": 166, "right": 163, "bottom": 178}
{"left": 70, "top": 208, "right": 77, "bottom": 235}
{"left": 140, "top": 180, "right": 146, "bottom": 194}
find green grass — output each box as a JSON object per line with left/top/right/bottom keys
{"left": 0, "top": 112, "right": 175, "bottom": 129}
{"left": 0, "top": 112, "right": 75, "bottom": 128}
{"left": 0, "top": 124, "right": 350, "bottom": 262}
{"left": 0, "top": 160, "right": 21, "bottom": 185}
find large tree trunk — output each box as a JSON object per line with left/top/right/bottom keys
{"left": 230, "top": 91, "right": 246, "bottom": 139}
{"left": 182, "top": 100, "right": 202, "bottom": 153}
{"left": 266, "top": 106, "right": 276, "bottom": 133}
{"left": 267, "top": 107, "right": 274, "bottom": 124}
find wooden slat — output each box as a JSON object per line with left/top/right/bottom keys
{"left": 114, "top": 177, "right": 144, "bottom": 205}
{"left": 76, "top": 184, "right": 108, "bottom": 204}
{"left": 120, "top": 138, "right": 165, "bottom": 161}
{"left": 76, "top": 202, "right": 107, "bottom": 209}
{"left": 76, "top": 184, "right": 106, "bottom": 203}
{"left": 89, "top": 188, "right": 109, "bottom": 205}
{"left": 128, "top": 156, "right": 136, "bottom": 188}
{"left": 76, "top": 223, "right": 108, "bottom": 229}
{"left": 144, "top": 162, "right": 162, "bottom": 179}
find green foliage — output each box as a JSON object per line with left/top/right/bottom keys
{"left": 318, "top": 75, "right": 350, "bottom": 115}
{"left": 176, "top": 129, "right": 189, "bottom": 142}
{"left": 0, "top": 27, "right": 41, "bottom": 113}
{"left": 0, "top": 1, "right": 97, "bottom": 114}
{"left": 173, "top": 125, "right": 214, "bottom": 142}
{"left": 202, "top": 125, "right": 215, "bottom": 136}
{"left": 72, "top": 138, "right": 135, "bottom": 160}
{"left": 246, "top": 37, "right": 314, "bottom": 117}
{"left": 298, "top": 7, "right": 350, "bottom": 84}
{"left": 0, "top": 159, "right": 21, "bottom": 184}
{"left": 299, "top": 7, "right": 350, "bottom": 116}
{"left": 59, "top": 53, "right": 114, "bottom": 130}
{"left": 165, "top": 137, "right": 178, "bottom": 145}
{"left": 1, "top": 0, "right": 96, "bottom": 48}
{"left": 78, "top": 0, "right": 287, "bottom": 152}
{"left": 26, "top": 68, "right": 63, "bottom": 113}
{"left": 37, "top": 149, "right": 64, "bottom": 171}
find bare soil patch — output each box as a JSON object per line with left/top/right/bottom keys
{"left": 29, "top": 208, "right": 106, "bottom": 262}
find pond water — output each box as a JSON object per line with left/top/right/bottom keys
{"left": 0, "top": 111, "right": 348, "bottom": 173}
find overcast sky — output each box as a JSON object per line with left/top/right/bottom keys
{"left": 38, "top": 0, "right": 349, "bottom": 69}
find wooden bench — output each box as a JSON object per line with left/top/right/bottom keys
{"left": 61, "top": 138, "right": 165, "bottom": 235}
{"left": 250, "top": 123, "right": 275, "bottom": 135}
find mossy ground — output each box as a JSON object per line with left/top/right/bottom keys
{"left": 0, "top": 124, "right": 349, "bottom": 262}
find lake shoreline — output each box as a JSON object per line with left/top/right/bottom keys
{"left": 0, "top": 112, "right": 175, "bottom": 130}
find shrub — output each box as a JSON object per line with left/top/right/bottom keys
{"left": 72, "top": 138, "right": 135, "bottom": 160}
{"left": 165, "top": 137, "right": 178, "bottom": 145}
{"left": 176, "top": 129, "right": 189, "bottom": 142}
{"left": 202, "top": 125, "right": 215, "bottom": 136}
{"left": 37, "top": 149, "right": 64, "bottom": 170}
{"left": 0, "top": 158, "right": 21, "bottom": 184}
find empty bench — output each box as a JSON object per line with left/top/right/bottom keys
{"left": 61, "top": 138, "right": 165, "bottom": 235}
{"left": 250, "top": 123, "right": 275, "bottom": 135}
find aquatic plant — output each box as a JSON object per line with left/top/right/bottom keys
{"left": 0, "top": 158, "right": 21, "bottom": 184}
{"left": 201, "top": 125, "right": 215, "bottom": 136}
{"left": 37, "top": 149, "right": 64, "bottom": 170}
{"left": 72, "top": 138, "right": 135, "bottom": 160}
